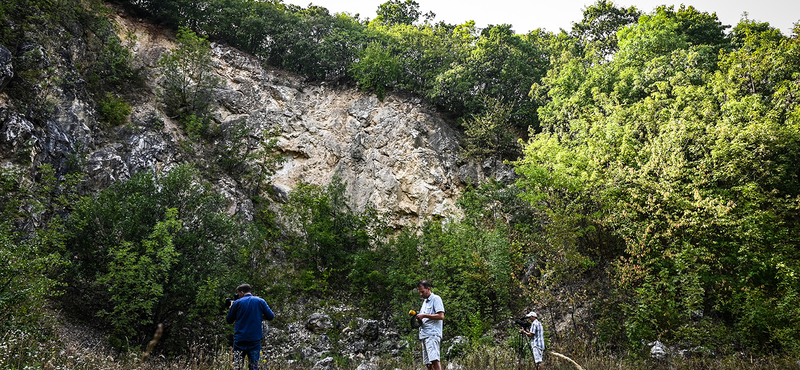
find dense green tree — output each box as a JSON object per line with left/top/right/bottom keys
{"left": 202, "top": 0, "right": 288, "bottom": 54}
{"left": 349, "top": 41, "right": 401, "bottom": 100}
{"left": 62, "top": 165, "right": 259, "bottom": 350}
{"left": 571, "top": 0, "right": 640, "bottom": 59}
{"left": 616, "top": 5, "right": 728, "bottom": 67}
{"left": 517, "top": 8, "right": 800, "bottom": 353}
{"left": 271, "top": 7, "right": 368, "bottom": 81}
{"left": 282, "top": 177, "right": 382, "bottom": 294}
{"left": 460, "top": 98, "right": 521, "bottom": 162}
{"left": 379, "top": 21, "right": 476, "bottom": 95}
{"left": 431, "top": 24, "right": 549, "bottom": 131}
{"left": 374, "top": 0, "right": 421, "bottom": 26}
{"left": 0, "top": 166, "right": 77, "bottom": 333}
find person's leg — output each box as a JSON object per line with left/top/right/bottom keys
{"left": 245, "top": 342, "right": 261, "bottom": 370}
{"left": 532, "top": 347, "right": 543, "bottom": 369}
{"left": 424, "top": 336, "right": 442, "bottom": 370}
{"left": 421, "top": 338, "right": 431, "bottom": 369}
{"left": 234, "top": 341, "right": 261, "bottom": 370}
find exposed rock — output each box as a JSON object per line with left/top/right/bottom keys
{"left": 446, "top": 336, "right": 469, "bottom": 358}
{"left": 649, "top": 340, "right": 667, "bottom": 360}
{"left": 0, "top": 109, "right": 35, "bottom": 164}
{"left": 354, "top": 318, "right": 379, "bottom": 341}
{"left": 0, "top": 44, "right": 12, "bottom": 93}
{"left": 305, "top": 313, "right": 335, "bottom": 333}
{"left": 0, "top": 12, "right": 513, "bottom": 230}
{"left": 313, "top": 356, "right": 335, "bottom": 370}
{"left": 355, "top": 356, "right": 380, "bottom": 370}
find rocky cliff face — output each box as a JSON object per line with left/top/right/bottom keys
{"left": 0, "top": 12, "right": 514, "bottom": 227}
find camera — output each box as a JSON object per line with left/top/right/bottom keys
{"left": 513, "top": 317, "right": 529, "bottom": 329}
{"left": 224, "top": 295, "right": 238, "bottom": 309}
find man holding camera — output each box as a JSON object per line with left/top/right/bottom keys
{"left": 226, "top": 284, "right": 275, "bottom": 370}
{"left": 520, "top": 311, "right": 545, "bottom": 368}
{"left": 415, "top": 280, "right": 445, "bottom": 370}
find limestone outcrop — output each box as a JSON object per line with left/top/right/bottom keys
{"left": 0, "top": 14, "right": 514, "bottom": 229}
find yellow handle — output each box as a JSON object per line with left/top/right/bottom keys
{"left": 409, "top": 310, "right": 417, "bottom": 316}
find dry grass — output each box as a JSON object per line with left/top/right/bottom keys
{"left": 2, "top": 328, "right": 797, "bottom": 370}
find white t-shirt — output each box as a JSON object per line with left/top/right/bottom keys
{"left": 419, "top": 293, "right": 445, "bottom": 339}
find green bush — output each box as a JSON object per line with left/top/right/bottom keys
{"left": 0, "top": 167, "right": 69, "bottom": 333}
{"left": 282, "top": 177, "right": 382, "bottom": 295}
{"left": 158, "top": 27, "right": 220, "bottom": 127}
{"left": 61, "top": 165, "right": 260, "bottom": 351}
{"left": 349, "top": 42, "right": 401, "bottom": 100}
{"left": 97, "top": 92, "right": 131, "bottom": 126}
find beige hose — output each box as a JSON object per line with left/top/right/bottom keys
{"left": 548, "top": 351, "right": 584, "bottom": 370}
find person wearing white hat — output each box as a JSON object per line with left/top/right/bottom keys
{"left": 520, "top": 311, "right": 545, "bottom": 367}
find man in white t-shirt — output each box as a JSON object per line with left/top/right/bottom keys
{"left": 415, "top": 280, "right": 445, "bottom": 370}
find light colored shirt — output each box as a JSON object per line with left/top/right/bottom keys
{"left": 529, "top": 319, "right": 545, "bottom": 349}
{"left": 418, "top": 293, "right": 444, "bottom": 339}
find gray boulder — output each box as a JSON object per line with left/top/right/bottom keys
{"left": 649, "top": 340, "right": 667, "bottom": 360}
{"left": 305, "top": 312, "right": 335, "bottom": 333}
{"left": 354, "top": 318, "right": 379, "bottom": 341}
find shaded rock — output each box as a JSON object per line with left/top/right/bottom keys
{"left": 354, "top": 318, "right": 379, "bottom": 341}
{"left": 0, "top": 109, "right": 35, "bottom": 162}
{"left": 0, "top": 44, "right": 12, "bottom": 93}
{"left": 305, "top": 313, "right": 334, "bottom": 333}
{"left": 355, "top": 357, "right": 379, "bottom": 370}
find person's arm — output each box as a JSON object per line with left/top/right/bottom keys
{"left": 261, "top": 300, "right": 275, "bottom": 321}
{"left": 418, "top": 311, "right": 444, "bottom": 321}
{"left": 226, "top": 302, "right": 237, "bottom": 324}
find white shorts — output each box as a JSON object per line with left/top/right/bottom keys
{"left": 532, "top": 346, "right": 543, "bottom": 363}
{"left": 421, "top": 336, "right": 441, "bottom": 364}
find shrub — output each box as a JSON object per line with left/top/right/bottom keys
{"left": 61, "top": 164, "right": 260, "bottom": 351}
{"left": 282, "top": 177, "right": 383, "bottom": 295}
{"left": 158, "top": 27, "right": 220, "bottom": 127}
{"left": 97, "top": 92, "right": 131, "bottom": 126}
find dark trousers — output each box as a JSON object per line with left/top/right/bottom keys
{"left": 232, "top": 340, "right": 261, "bottom": 370}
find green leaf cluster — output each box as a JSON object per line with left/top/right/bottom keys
{"left": 97, "top": 92, "right": 132, "bottom": 127}
{"left": 282, "top": 177, "right": 381, "bottom": 295}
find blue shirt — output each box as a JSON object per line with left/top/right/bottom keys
{"left": 226, "top": 294, "right": 275, "bottom": 343}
